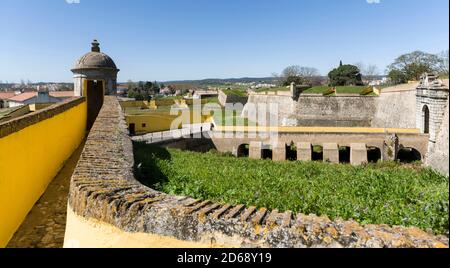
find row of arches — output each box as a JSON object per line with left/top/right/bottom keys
{"left": 237, "top": 143, "right": 422, "bottom": 163}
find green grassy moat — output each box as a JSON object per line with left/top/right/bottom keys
{"left": 133, "top": 143, "right": 449, "bottom": 235}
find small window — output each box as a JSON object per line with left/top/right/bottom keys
{"left": 142, "top": 123, "right": 146, "bottom": 128}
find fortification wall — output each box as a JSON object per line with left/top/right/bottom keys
{"left": 0, "top": 97, "right": 87, "bottom": 247}
{"left": 64, "top": 96, "right": 448, "bottom": 248}
{"left": 427, "top": 98, "right": 449, "bottom": 176}
{"left": 295, "top": 95, "right": 377, "bottom": 127}
{"left": 372, "top": 85, "right": 418, "bottom": 129}
{"left": 243, "top": 94, "right": 377, "bottom": 127}
{"left": 218, "top": 90, "right": 248, "bottom": 107}
{"left": 243, "top": 94, "right": 294, "bottom": 126}
{"left": 126, "top": 113, "right": 211, "bottom": 135}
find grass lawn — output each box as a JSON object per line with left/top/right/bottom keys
{"left": 303, "top": 86, "right": 367, "bottom": 94}
{"left": 124, "top": 97, "right": 253, "bottom": 126}
{"left": 134, "top": 143, "right": 449, "bottom": 235}
{"left": 255, "top": 86, "right": 290, "bottom": 93}
{"left": 212, "top": 108, "right": 254, "bottom": 126}
{"left": 222, "top": 89, "right": 248, "bottom": 97}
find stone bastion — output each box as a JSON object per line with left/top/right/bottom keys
{"left": 64, "top": 96, "right": 449, "bottom": 248}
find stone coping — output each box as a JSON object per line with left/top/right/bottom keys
{"left": 68, "top": 96, "right": 448, "bottom": 248}
{"left": 213, "top": 126, "right": 423, "bottom": 135}
{"left": 0, "top": 97, "right": 85, "bottom": 139}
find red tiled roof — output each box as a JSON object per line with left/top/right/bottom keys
{"left": 49, "top": 91, "right": 75, "bottom": 98}
{"left": 0, "top": 92, "right": 16, "bottom": 100}
{"left": 8, "top": 92, "right": 37, "bottom": 102}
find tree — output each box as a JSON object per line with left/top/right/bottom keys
{"left": 387, "top": 51, "right": 441, "bottom": 83}
{"left": 126, "top": 80, "right": 136, "bottom": 91}
{"left": 388, "top": 69, "right": 408, "bottom": 85}
{"left": 328, "top": 64, "right": 363, "bottom": 86}
{"left": 278, "top": 65, "right": 320, "bottom": 86}
{"left": 299, "top": 67, "right": 320, "bottom": 77}
{"left": 437, "top": 50, "right": 449, "bottom": 76}
{"left": 354, "top": 62, "right": 379, "bottom": 81}
{"left": 151, "top": 81, "right": 161, "bottom": 94}
{"left": 144, "top": 81, "right": 153, "bottom": 91}
{"left": 365, "top": 64, "right": 379, "bottom": 79}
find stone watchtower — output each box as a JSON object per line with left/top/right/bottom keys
{"left": 416, "top": 73, "right": 449, "bottom": 145}
{"left": 71, "top": 40, "right": 119, "bottom": 129}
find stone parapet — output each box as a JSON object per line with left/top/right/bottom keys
{"left": 66, "top": 96, "right": 449, "bottom": 248}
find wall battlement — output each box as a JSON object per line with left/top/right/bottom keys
{"left": 64, "top": 96, "right": 448, "bottom": 248}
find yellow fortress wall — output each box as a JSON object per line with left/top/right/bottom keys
{"left": 0, "top": 98, "right": 87, "bottom": 247}
{"left": 126, "top": 112, "right": 212, "bottom": 134}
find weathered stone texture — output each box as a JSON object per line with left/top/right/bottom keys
{"left": 350, "top": 143, "right": 368, "bottom": 166}
{"left": 68, "top": 96, "right": 449, "bottom": 248}
{"left": 323, "top": 143, "right": 339, "bottom": 163}
{"left": 249, "top": 141, "right": 263, "bottom": 159}
{"left": 295, "top": 95, "right": 377, "bottom": 127}
{"left": 297, "top": 142, "right": 312, "bottom": 161}
{"left": 372, "top": 85, "right": 418, "bottom": 129}
{"left": 427, "top": 98, "right": 449, "bottom": 176}
{"left": 272, "top": 142, "right": 286, "bottom": 161}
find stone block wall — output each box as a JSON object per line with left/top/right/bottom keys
{"left": 372, "top": 88, "right": 417, "bottom": 129}
{"left": 426, "top": 98, "right": 449, "bottom": 176}
{"left": 243, "top": 94, "right": 377, "bottom": 127}
{"left": 295, "top": 95, "right": 377, "bottom": 127}
{"left": 64, "top": 96, "right": 448, "bottom": 248}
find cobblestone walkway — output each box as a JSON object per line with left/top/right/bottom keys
{"left": 7, "top": 142, "right": 85, "bottom": 248}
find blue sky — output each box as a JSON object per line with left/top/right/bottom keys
{"left": 0, "top": 0, "right": 448, "bottom": 82}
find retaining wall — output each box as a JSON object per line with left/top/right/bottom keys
{"left": 427, "top": 98, "right": 449, "bottom": 176}
{"left": 64, "top": 96, "right": 448, "bottom": 248}
{"left": 0, "top": 97, "right": 87, "bottom": 247}
{"left": 372, "top": 87, "right": 418, "bottom": 129}
{"left": 295, "top": 95, "right": 377, "bottom": 127}
{"left": 218, "top": 90, "right": 248, "bottom": 107}
{"left": 243, "top": 94, "right": 377, "bottom": 127}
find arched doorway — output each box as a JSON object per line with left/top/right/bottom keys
{"left": 339, "top": 146, "right": 351, "bottom": 164}
{"left": 262, "top": 149, "right": 273, "bottom": 160}
{"left": 367, "top": 147, "right": 382, "bottom": 163}
{"left": 129, "top": 123, "right": 136, "bottom": 136}
{"left": 397, "top": 148, "right": 422, "bottom": 163}
{"left": 86, "top": 80, "right": 104, "bottom": 130}
{"left": 286, "top": 142, "right": 297, "bottom": 161}
{"left": 312, "top": 145, "right": 324, "bottom": 161}
{"left": 422, "top": 105, "right": 430, "bottom": 134}
{"left": 237, "top": 144, "right": 249, "bottom": 157}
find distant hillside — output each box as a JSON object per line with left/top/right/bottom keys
{"left": 162, "top": 77, "right": 280, "bottom": 85}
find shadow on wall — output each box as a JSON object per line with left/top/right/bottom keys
{"left": 339, "top": 146, "right": 351, "bottom": 164}
{"left": 237, "top": 144, "right": 249, "bottom": 158}
{"left": 397, "top": 147, "right": 422, "bottom": 163}
{"left": 286, "top": 143, "right": 297, "bottom": 161}
{"left": 367, "top": 147, "right": 382, "bottom": 163}
{"left": 312, "top": 145, "right": 324, "bottom": 161}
